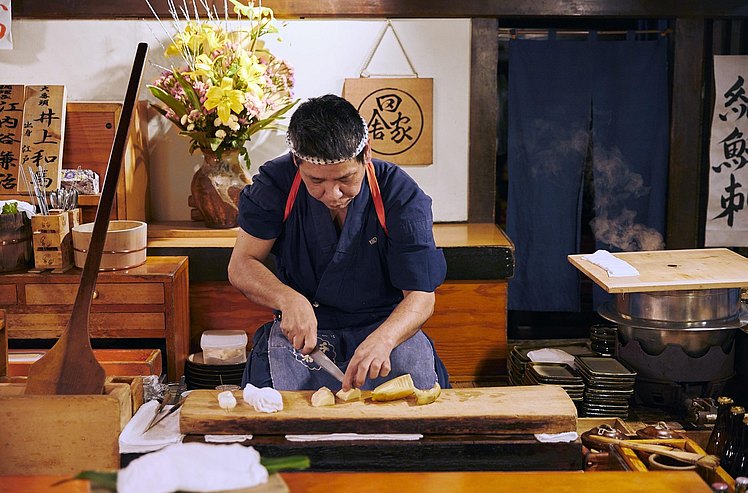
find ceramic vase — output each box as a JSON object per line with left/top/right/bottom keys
{"left": 191, "top": 148, "right": 252, "bottom": 229}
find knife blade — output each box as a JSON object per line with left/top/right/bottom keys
{"left": 308, "top": 346, "right": 345, "bottom": 383}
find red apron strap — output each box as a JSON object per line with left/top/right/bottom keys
{"left": 283, "top": 171, "right": 303, "bottom": 222}
{"left": 366, "top": 161, "right": 388, "bottom": 236}
{"left": 283, "top": 163, "right": 388, "bottom": 236}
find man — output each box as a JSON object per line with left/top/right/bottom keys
{"left": 228, "top": 94, "right": 448, "bottom": 392}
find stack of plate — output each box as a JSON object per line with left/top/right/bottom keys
{"left": 184, "top": 352, "right": 245, "bottom": 390}
{"left": 508, "top": 342, "right": 596, "bottom": 386}
{"left": 589, "top": 324, "right": 618, "bottom": 357}
{"left": 522, "top": 362, "right": 585, "bottom": 402}
{"left": 575, "top": 355, "right": 636, "bottom": 418}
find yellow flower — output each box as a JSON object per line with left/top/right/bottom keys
{"left": 236, "top": 53, "right": 266, "bottom": 97}
{"left": 190, "top": 54, "right": 217, "bottom": 79}
{"left": 204, "top": 77, "right": 246, "bottom": 123}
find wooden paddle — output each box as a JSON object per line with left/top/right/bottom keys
{"left": 24, "top": 43, "right": 149, "bottom": 395}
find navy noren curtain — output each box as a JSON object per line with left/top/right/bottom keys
{"left": 506, "top": 33, "right": 668, "bottom": 312}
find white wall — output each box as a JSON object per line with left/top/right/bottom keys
{"left": 0, "top": 18, "right": 471, "bottom": 222}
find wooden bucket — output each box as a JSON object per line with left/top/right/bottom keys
{"left": 0, "top": 213, "right": 32, "bottom": 273}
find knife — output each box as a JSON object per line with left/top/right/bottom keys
{"left": 309, "top": 346, "right": 346, "bottom": 383}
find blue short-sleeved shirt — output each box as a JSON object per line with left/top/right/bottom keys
{"left": 237, "top": 153, "right": 447, "bottom": 330}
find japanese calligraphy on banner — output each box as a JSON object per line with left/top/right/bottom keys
{"left": 706, "top": 56, "right": 748, "bottom": 246}
{"left": 0, "top": 84, "right": 23, "bottom": 193}
{"left": 0, "top": 0, "right": 12, "bottom": 50}
{"left": 17, "top": 85, "right": 66, "bottom": 193}
{"left": 343, "top": 78, "right": 433, "bottom": 165}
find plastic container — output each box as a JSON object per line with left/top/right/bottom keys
{"left": 200, "top": 330, "right": 248, "bottom": 365}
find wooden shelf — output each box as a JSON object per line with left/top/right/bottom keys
{"left": 146, "top": 221, "right": 514, "bottom": 250}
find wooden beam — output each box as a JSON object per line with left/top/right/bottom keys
{"left": 468, "top": 18, "right": 499, "bottom": 223}
{"left": 667, "top": 18, "right": 707, "bottom": 249}
{"left": 12, "top": 0, "right": 748, "bottom": 20}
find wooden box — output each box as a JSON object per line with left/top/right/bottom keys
{"left": 30, "top": 209, "right": 80, "bottom": 271}
{"left": 0, "top": 382, "right": 132, "bottom": 475}
{"left": 1, "top": 101, "right": 150, "bottom": 224}
{"left": 612, "top": 437, "right": 735, "bottom": 492}
{"left": 8, "top": 348, "right": 162, "bottom": 378}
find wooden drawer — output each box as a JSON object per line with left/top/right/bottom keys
{"left": 0, "top": 284, "right": 16, "bottom": 305}
{"left": 24, "top": 282, "right": 165, "bottom": 305}
{"left": 6, "top": 312, "right": 165, "bottom": 339}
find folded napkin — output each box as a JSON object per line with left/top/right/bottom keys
{"left": 205, "top": 434, "right": 253, "bottom": 443}
{"left": 285, "top": 433, "right": 423, "bottom": 442}
{"left": 581, "top": 249, "right": 639, "bottom": 277}
{"left": 119, "top": 399, "right": 184, "bottom": 454}
{"left": 526, "top": 348, "right": 576, "bottom": 368}
{"left": 117, "top": 443, "right": 268, "bottom": 493}
{"left": 535, "top": 432, "right": 579, "bottom": 443}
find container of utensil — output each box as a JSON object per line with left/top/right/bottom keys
{"left": 30, "top": 209, "right": 80, "bottom": 271}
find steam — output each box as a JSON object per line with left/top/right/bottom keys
{"left": 590, "top": 146, "right": 665, "bottom": 251}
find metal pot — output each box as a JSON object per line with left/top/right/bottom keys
{"left": 599, "top": 303, "right": 739, "bottom": 358}
{"left": 615, "top": 288, "right": 741, "bottom": 323}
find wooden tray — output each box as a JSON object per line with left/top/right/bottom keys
{"left": 568, "top": 248, "right": 748, "bottom": 293}
{"left": 180, "top": 385, "right": 577, "bottom": 436}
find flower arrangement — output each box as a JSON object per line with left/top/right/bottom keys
{"left": 147, "top": 0, "right": 296, "bottom": 165}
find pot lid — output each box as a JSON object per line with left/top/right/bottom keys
{"left": 568, "top": 248, "right": 748, "bottom": 293}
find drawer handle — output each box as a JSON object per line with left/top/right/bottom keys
{"left": 92, "top": 290, "right": 99, "bottom": 300}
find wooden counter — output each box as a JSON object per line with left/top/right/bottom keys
{"left": 147, "top": 223, "right": 514, "bottom": 386}
{"left": 0, "top": 471, "right": 713, "bottom": 493}
{"left": 281, "top": 471, "right": 713, "bottom": 492}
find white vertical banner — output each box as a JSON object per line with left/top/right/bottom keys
{"left": 0, "top": 0, "right": 11, "bottom": 50}
{"left": 705, "top": 56, "right": 748, "bottom": 246}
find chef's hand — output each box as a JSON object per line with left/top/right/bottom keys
{"left": 278, "top": 294, "right": 318, "bottom": 354}
{"left": 343, "top": 334, "right": 394, "bottom": 391}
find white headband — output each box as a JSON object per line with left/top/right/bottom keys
{"left": 286, "top": 118, "right": 369, "bottom": 165}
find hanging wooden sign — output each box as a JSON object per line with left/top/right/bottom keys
{"left": 18, "top": 85, "right": 66, "bottom": 193}
{"left": 0, "top": 84, "right": 24, "bottom": 194}
{"left": 344, "top": 77, "right": 433, "bottom": 165}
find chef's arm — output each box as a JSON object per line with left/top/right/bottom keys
{"left": 343, "top": 289, "right": 435, "bottom": 390}
{"left": 228, "top": 229, "right": 318, "bottom": 353}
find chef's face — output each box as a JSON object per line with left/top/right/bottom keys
{"left": 296, "top": 146, "right": 369, "bottom": 211}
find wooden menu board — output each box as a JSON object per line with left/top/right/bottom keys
{"left": 180, "top": 385, "right": 578, "bottom": 435}
{"left": 568, "top": 248, "right": 748, "bottom": 293}
{"left": 17, "top": 85, "right": 66, "bottom": 193}
{"left": 0, "top": 84, "right": 25, "bottom": 194}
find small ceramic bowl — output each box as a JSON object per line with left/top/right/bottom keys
{"left": 647, "top": 453, "right": 696, "bottom": 471}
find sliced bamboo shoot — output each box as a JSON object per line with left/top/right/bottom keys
{"left": 336, "top": 388, "right": 362, "bottom": 402}
{"left": 311, "top": 387, "right": 335, "bottom": 407}
{"left": 413, "top": 382, "right": 441, "bottom": 405}
{"left": 371, "top": 374, "right": 415, "bottom": 402}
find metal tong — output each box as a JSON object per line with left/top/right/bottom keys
{"left": 144, "top": 376, "right": 186, "bottom": 432}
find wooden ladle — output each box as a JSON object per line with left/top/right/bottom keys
{"left": 24, "top": 43, "right": 149, "bottom": 395}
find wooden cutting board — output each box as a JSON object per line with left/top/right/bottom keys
{"left": 179, "top": 386, "right": 577, "bottom": 435}
{"left": 568, "top": 248, "right": 748, "bottom": 293}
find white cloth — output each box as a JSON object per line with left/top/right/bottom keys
{"left": 581, "top": 249, "right": 639, "bottom": 277}
{"left": 534, "top": 432, "right": 579, "bottom": 443}
{"left": 243, "top": 384, "right": 283, "bottom": 413}
{"left": 205, "top": 434, "right": 253, "bottom": 443}
{"left": 119, "top": 400, "right": 184, "bottom": 454}
{"left": 285, "top": 433, "right": 423, "bottom": 442}
{"left": 117, "top": 443, "right": 268, "bottom": 493}
{"left": 526, "top": 348, "right": 576, "bottom": 367}
{"left": 0, "top": 199, "right": 35, "bottom": 219}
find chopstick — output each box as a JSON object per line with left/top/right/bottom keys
{"left": 144, "top": 398, "right": 185, "bottom": 432}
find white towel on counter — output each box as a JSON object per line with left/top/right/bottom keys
{"left": 117, "top": 443, "right": 268, "bottom": 493}
{"left": 582, "top": 250, "right": 639, "bottom": 277}
{"left": 119, "top": 399, "right": 184, "bottom": 454}
{"left": 535, "top": 432, "right": 579, "bottom": 443}
{"left": 286, "top": 433, "right": 423, "bottom": 442}
{"left": 205, "top": 434, "right": 253, "bottom": 443}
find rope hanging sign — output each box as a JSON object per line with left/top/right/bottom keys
{"left": 343, "top": 20, "right": 433, "bottom": 166}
